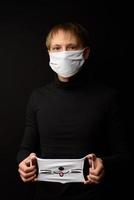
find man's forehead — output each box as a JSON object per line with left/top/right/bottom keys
{"left": 51, "top": 30, "right": 79, "bottom": 45}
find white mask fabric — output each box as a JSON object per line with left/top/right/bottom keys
{"left": 36, "top": 157, "right": 86, "bottom": 184}
{"left": 49, "top": 49, "right": 85, "bottom": 78}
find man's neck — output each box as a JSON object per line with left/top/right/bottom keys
{"left": 58, "top": 75, "right": 71, "bottom": 82}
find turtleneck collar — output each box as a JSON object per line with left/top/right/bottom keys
{"left": 54, "top": 66, "right": 92, "bottom": 90}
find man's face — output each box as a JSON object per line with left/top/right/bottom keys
{"left": 49, "top": 30, "right": 83, "bottom": 52}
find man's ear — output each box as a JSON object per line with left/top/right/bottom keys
{"left": 83, "top": 47, "right": 90, "bottom": 60}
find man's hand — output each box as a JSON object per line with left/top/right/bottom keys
{"left": 18, "top": 153, "right": 37, "bottom": 182}
{"left": 84, "top": 153, "right": 104, "bottom": 184}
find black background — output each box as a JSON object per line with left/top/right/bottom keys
{"left": 0, "top": 1, "right": 132, "bottom": 199}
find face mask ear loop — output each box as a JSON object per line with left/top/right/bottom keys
{"left": 82, "top": 47, "right": 90, "bottom": 60}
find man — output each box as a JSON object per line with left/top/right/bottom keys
{"left": 17, "top": 22, "right": 129, "bottom": 200}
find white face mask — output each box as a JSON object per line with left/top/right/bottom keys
{"left": 49, "top": 49, "right": 85, "bottom": 78}
{"left": 37, "top": 157, "right": 85, "bottom": 184}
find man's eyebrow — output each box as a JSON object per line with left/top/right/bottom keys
{"left": 51, "top": 43, "right": 78, "bottom": 47}
{"left": 51, "top": 44, "right": 61, "bottom": 46}
{"left": 67, "top": 43, "right": 77, "bottom": 46}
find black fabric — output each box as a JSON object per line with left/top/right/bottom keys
{"left": 17, "top": 69, "right": 129, "bottom": 200}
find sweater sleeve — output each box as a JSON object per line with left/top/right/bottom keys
{"left": 17, "top": 90, "right": 40, "bottom": 164}
{"left": 102, "top": 90, "right": 130, "bottom": 172}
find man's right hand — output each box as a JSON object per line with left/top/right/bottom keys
{"left": 18, "top": 153, "right": 37, "bottom": 182}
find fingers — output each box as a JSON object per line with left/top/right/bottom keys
{"left": 29, "top": 153, "right": 37, "bottom": 166}
{"left": 18, "top": 153, "right": 37, "bottom": 182}
{"left": 85, "top": 153, "right": 96, "bottom": 169}
{"left": 20, "top": 174, "right": 37, "bottom": 183}
{"left": 86, "top": 153, "right": 96, "bottom": 160}
{"left": 84, "top": 171, "right": 104, "bottom": 185}
{"left": 84, "top": 154, "right": 104, "bottom": 185}
{"left": 86, "top": 168, "right": 104, "bottom": 184}
{"left": 19, "top": 167, "right": 37, "bottom": 182}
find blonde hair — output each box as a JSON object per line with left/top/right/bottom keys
{"left": 46, "top": 22, "right": 90, "bottom": 50}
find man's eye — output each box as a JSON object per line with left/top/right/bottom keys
{"left": 68, "top": 46, "right": 76, "bottom": 50}
{"left": 52, "top": 47, "right": 61, "bottom": 51}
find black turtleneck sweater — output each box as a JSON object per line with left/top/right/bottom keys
{"left": 17, "top": 73, "right": 129, "bottom": 200}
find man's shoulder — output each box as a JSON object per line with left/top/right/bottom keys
{"left": 33, "top": 81, "right": 54, "bottom": 94}
{"left": 29, "top": 81, "right": 54, "bottom": 99}
{"left": 89, "top": 81, "right": 117, "bottom": 93}
{"left": 87, "top": 81, "right": 119, "bottom": 100}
